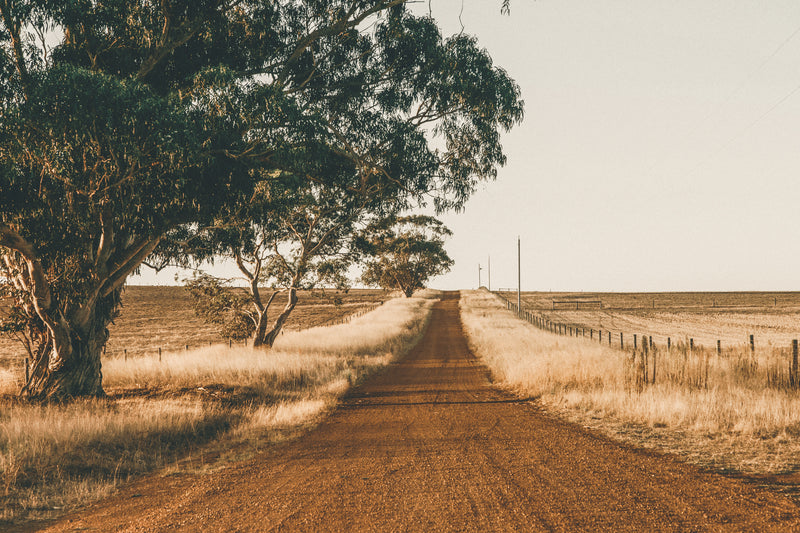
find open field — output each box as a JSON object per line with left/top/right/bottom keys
{"left": 0, "top": 286, "right": 392, "bottom": 371}
{"left": 0, "top": 292, "right": 433, "bottom": 526}
{"left": 498, "top": 290, "right": 800, "bottom": 349}
{"left": 463, "top": 290, "right": 800, "bottom": 490}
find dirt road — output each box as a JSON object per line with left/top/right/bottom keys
{"left": 37, "top": 293, "right": 800, "bottom": 532}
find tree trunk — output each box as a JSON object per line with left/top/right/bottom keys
{"left": 22, "top": 321, "right": 107, "bottom": 400}
{"left": 251, "top": 309, "right": 270, "bottom": 348}
{"left": 261, "top": 288, "right": 298, "bottom": 348}
{"left": 21, "top": 294, "right": 116, "bottom": 400}
{"left": 403, "top": 286, "right": 415, "bottom": 297}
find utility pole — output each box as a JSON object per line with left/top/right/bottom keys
{"left": 517, "top": 236, "right": 521, "bottom": 313}
{"left": 478, "top": 263, "right": 482, "bottom": 289}
{"left": 488, "top": 255, "right": 491, "bottom": 292}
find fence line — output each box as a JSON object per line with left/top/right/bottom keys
{"left": 317, "top": 301, "right": 385, "bottom": 328}
{"left": 99, "top": 301, "right": 386, "bottom": 362}
{"left": 492, "top": 292, "right": 800, "bottom": 391}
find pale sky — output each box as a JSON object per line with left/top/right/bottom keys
{"left": 135, "top": 1, "right": 800, "bottom": 292}
{"left": 426, "top": 0, "right": 800, "bottom": 292}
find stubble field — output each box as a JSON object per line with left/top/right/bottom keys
{"left": 498, "top": 290, "right": 800, "bottom": 349}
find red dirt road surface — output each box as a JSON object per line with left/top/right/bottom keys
{"left": 36, "top": 293, "right": 800, "bottom": 532}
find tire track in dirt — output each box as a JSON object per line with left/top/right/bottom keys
{"left": 35, "top": 292, "right": 800, "bottom": 532}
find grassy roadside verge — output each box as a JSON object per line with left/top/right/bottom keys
{"left": 460, "top": 290, "right": 800, "bottom": 482}
{"left": 0, "top": 293, "right": 437, "bottom": 526}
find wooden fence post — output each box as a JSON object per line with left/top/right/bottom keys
{"left": 620, "top": 332, "right": 623, "bottom": 350}
{"left": 750, "top": 335, "right": 755, "bottom": 356}
{"left": 793, "top": 340, "right": 798, "bottom": 388}
{"left": 124, "top": 349, "right": 127, "bottom": 361}
{"left": 690, "top": 338, "right": 694, "bottom": 351}
{"left": 633, "top": 334, "right": 637, "bottom": 350}
{"left": 158, "top": 347, "right": 162, "bottom": 362}
{"left": 716, "top": 340, "right": 721, "bottom": 356}
{"left": 652, "top": 339, "right": 657, "bottom": 384}
{"left": 642, "top": 335, "right": 649, "bottom": 384}
{"left": 667, "top": 337, "right": 671, "bottom": 350}
{"left": 24, "top": 357, "right": 29, "bottom": 382}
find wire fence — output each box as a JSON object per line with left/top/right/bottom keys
{"left": 493, "top": 292, "right": 800, "bottom": 392}
{"left": 317, "top": 301, "right": 386, "bottom": 328}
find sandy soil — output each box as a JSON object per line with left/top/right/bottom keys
{"left": 29, "top": 293, "right": 800, "bottom": 532}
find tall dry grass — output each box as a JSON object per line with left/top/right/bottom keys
{"left": 460, "top": 290, "right": 800, "bottom": 475}
{"left": 0, "top": 293, "right": 436, "bottom": 525}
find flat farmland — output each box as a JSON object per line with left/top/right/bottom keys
{"left": 497, "top": 291, "right": 800, "bottom": 349}
{"left": 0, "top": 286, "right": 391, "bottom": 364}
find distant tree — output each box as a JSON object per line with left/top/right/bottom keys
{"left": 357, "top": 216, "right": 454, "bottom": 297}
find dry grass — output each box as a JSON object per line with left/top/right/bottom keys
{"left": 0, "top": 293, "right": 436, "bottom": 525}
{"left": 461, "top": 290, "right": 800, "bottom": 478}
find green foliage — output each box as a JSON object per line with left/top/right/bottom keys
{"left": 0, "top": 0, "right": 522, "bottom": 396}
{"left": 357, "top": 215, "right": 454, "bottom": 297}
{"left": 184, "top": 275, "right": 254, "bottom": 341}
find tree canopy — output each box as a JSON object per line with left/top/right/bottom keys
{"left": 0, "top": 0, "right": 523, "bottom": 399}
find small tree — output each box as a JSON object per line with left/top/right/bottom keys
{"left": 358, "top": 216, "right": 454, "bottom": 297}
{"left": 176, "top": 175, "right": 363, "bottom": 348}
{"left": 184, "top": 275, "right": 254, "bottom": 342}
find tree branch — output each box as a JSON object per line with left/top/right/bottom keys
{"left": 100, "top": 237, "right": 162, "bottom": 298}
{"left": 0, "top": 1, "right": 30, "bottom": 97}
{"left": 0, "top": 224, "right": 73, "bottom": 365}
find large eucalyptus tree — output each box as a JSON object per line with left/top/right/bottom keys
{"left": 0, "top": 1, "right": 523, "bottom": 399}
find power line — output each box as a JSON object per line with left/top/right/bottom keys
{"left": 684, "top": 78, "right": 800, "bottom": 179}
{"left": 645, "top": 18, "right": 800, "bottom": 179}
{"left": 700, "top": 20, "right": 800, "bottom": 126}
